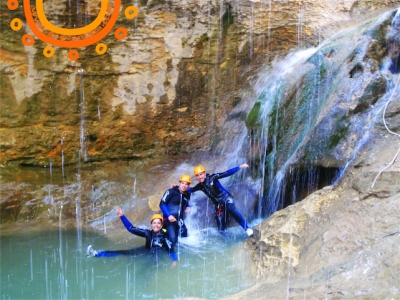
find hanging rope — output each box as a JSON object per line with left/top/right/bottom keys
{"left": 371, "top": 74, "right": 400, "bottom": 188}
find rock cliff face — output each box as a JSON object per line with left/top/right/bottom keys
{"left": 236, "top": 128, "right": 400, "bottom": 299}
{"left": 244, "top": 7, "right": 400, "bottom": 216}
{"left": 225, "top": 108, "right": 400, "bottom": 299}
{"left": 232, "top": 8, "right": 400, "bottom": 299}
{"left": 1, "top": 0, "right": 399, "bottom": 167}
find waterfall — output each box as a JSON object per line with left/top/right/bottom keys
{"left": 247, "top": 48, "right": 320, "bottom": 217}
{"left": 182, "top": 45, "right": 337, "bottom": 224}
{"left": 189, "top": 47, "right": 325, "bottom": 221}
{"left": 244, "top": 8, "right": 400, "bottom": 218}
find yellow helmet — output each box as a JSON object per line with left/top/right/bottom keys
{"left": 150, "top": 214, "right": 163, "bottom": 224}
{"left": 194, "top": 165, "right": 206, "bottom": 175}
{"left": 179, "top": 174, "right": 191, "bottom": 184}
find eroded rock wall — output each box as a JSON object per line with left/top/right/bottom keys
{"left": 1, "top": 0, "right": 399, "bottom": 167}
{"left": 239, "top": 134, "right": 400, "bottom": 298}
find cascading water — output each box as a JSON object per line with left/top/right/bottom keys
{"left": 248, "top": 48, "right": 321, "bottom": 216}
{"left": 245, "top": 8, "right": 400, "bottom": 219}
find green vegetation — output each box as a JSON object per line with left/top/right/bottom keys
{"left": 222, "top": 8, "right": 234, "bottom": 35}
{"left": 245, "top": 101, "right": 261, "bottom": 128}
{"left": 328, "top": 122, "right": 349, "bottom": 149}
{"left": 174, "top": 140, "right": 182, "bottom": 153}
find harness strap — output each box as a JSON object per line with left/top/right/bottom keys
{"left": 216, "top": 204, "right": 223, "bottom": 216}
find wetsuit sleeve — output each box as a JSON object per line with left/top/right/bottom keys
{"left": 188, "top": 183, "right": 202, "bottom": 193}
{"left": 185, "top": 192, "right": 190, "bottom": 208}
{"left": 159, "top": 189, "right": 172, "bottom": 217}
{"left": 119, "top": 215, "right": 147, "bottom": 238}
{"left": 215, "top": 166, "right": 241, "bottom": 180}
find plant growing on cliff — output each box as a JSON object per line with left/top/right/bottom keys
{"left": 245, "top": 100, "right": 262, "bottom": 128}
{"left": 222, "top": 8, "right": 234, "bottom": 35}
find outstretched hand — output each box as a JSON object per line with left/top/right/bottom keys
{"left": 240, "top": 163, "right": 249, "bottom": 169}
{"left": 116, "top": 207, "right": 123, "bottom": 217}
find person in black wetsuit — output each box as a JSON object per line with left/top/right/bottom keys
{"left": 87, "top": 208, "right": 178, "bottom": 265}
{"left": 189, "top": 164, "right": 253, "bottom": 236}
{"left": 159, "top": 174, "right": 191, "bottom": 246}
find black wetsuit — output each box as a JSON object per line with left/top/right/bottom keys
{"left": 159, "top": 186, "right": 190, "bottom": 244}
{"left": 189, "top": 166, "right": 248, "bottom": 232}
{"left": 95, "top": 215, "right": 177, "bottom": 261}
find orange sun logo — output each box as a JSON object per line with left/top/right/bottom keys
{"left": 7, "top": 0, "right": 138, "bottom": 61}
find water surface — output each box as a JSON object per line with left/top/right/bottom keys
{"left": 1, "top": 225, "right": 254, "bottom": 299}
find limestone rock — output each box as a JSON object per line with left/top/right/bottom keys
{"left": 1, "top": 0, "right": 399, "bottom": 167}
{"left": 230, "top": 162, "right": 399, "bottom": 298}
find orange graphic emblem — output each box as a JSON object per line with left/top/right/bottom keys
{"left": 7, "top": 0, "right": 138, "bottom": 60}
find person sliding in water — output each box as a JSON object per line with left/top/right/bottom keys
{"left": 189, "top": 164, "right": 253, "bottom": 237}
{"left": 87, "top": 208, "right": 178, "bottom": 265}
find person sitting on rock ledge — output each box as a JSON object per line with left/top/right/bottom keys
{"left": 87, "top": 207, "right": 178, "bottom": 266}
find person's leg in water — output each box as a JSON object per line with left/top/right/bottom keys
{"left": 87, "top": 245, "right": 138, "bottom": 257}
{"left": 215, "top": 203, "right": 228, "bottom": 233}
{"left": 225, "top": 200, "right": 253, "bottom": 236}
{"left": 165, "top": 219, "right": 188, "bottom": 243}
{"left": 164, "top": 221, "right": 179, "bottom": 245}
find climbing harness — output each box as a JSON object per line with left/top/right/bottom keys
{"left": 216, "top": 204, "right": 224, "bottom": 216}
{"left": 165, "top": 238, "right": 172, "bottom": 249}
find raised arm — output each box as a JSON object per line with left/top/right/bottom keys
{"left": 116, "top": 207, "right": 147, "bottom": 238}
{"left": 215, "top": 163, "right": 248, "bottom": 180}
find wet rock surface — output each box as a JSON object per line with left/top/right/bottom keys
{"left": 1, "top": 0, "right": 399, "bottom": 167}
{"left": 229, "top": 111, "right": 400, "bottom": 299}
